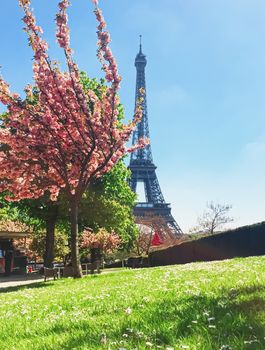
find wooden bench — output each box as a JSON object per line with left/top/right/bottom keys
{"left": 44, "top": 263, "right": 102, "bottom": 279}
{"left": 82, "top": 262, "right": 100, "bottom": 275}
{"left": 44, "top": 267, "right": 58, "bottom": 282}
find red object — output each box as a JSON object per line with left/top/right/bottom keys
{"left": 0, "top": 258, "right": 5, "bottom": 274}
{"left": 28, "top": 266, "right": 33, "bottom": 273}
{"left": 151, "top": 232, "right": 162, "bottom": 246}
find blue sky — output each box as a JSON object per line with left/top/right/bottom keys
{"left": 1, "top": 0, "right": 265, "bottom": 232}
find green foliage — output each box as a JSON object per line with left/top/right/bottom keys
{"left": 0, "top": 256, "right": 264, "bottom": 349}
{"left": 30, "top": 230, "right": 69, "bottom": 262}
{"left": 0, "top": 196, "right": 39, "bottom": 229}
{"left": 79, "top": 71, "right": 125, "bottom": 123}
{"left": 0, "top": 194, "right": 59, "bottom": 231}
{"left": 87, "top": 160, "right": 136, "bottom": 209}
{"left": 80, "top": 161, "right": 138, "bottom": 250}
{"left": 0, "top": 111, "right": 8, "bottom": 120}
{"left": 79, "top": 72, "right": 106, "bottom": 97}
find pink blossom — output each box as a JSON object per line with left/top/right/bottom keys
{"left": 80, "top": 228, "right": 121, "bottom": 254}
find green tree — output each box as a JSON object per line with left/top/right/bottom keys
{"left": 0, "top": 194, "right": 62, "bottom": 266}
{"left": 0, "top": 160, "right": 137, "bottom": 265}
{"left": 80, "top": 161, "right": 138, "bottom": 250}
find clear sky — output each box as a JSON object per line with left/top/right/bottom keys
{"left": 1, "top": 0, "right": 265, "bottom": 232}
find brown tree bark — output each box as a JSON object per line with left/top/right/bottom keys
{"left": 44, "top": 203, "right": 59, "bottom": 268}
{"left": 44, "top": 219, "right": 56, "bottom": 268}
{"left": 70, "top": 198, "right": 82, "bottom": 278}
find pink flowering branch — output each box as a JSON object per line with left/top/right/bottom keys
{"left": 80, "top": 228, "right": 121, "bottom": 254}
{"left": 0, "top": 0, "right": 148, "bottom": 277}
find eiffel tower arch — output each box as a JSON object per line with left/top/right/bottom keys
{"left": 128, "top": 39, "right": 183, "bottom": 239}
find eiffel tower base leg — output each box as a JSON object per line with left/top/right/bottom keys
{"left": 134, "top": 204, "right": 183, "bottom": 239}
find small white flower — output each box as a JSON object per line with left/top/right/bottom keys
{"left": 244, "top": 340, "right": 258, "bottom": 345}
{"left": 219, "top": 345, "right": 232, "bottom": 350}
{"left": 101, "top": 335, "right": 107, "bottom": 344}
{"left": 125, "top": 307, "right": 132, "bottom": 315}
{"left": 146, "top": 342, "right": 153, "bottom": 347}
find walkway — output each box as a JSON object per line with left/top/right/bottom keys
{"left": 0, "top": 274, "right": 43, "bottom": 289}
{"left": 0, "top": 268, "right": 125, "bottom": 290}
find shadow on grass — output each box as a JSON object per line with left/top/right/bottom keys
{"left": 238, "top": 297, "right": 265, "bottom": 312}
{"left": 226, "top": 284, "right": 265, "bottom": 298}
{"left": 60, "top": 284, "right": 265, "bottom": 350}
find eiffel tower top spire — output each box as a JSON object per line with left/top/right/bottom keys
{"left": 135, "top": 35, "right": 145, "bottom": 64}
{"left": 131, "top": 36, "right": 153, "bottom": 163}
{"left": 139, "top": 35, "right": 142, "bottom": 54}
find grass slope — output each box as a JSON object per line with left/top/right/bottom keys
{"left": 0, "top": 256, "right": 265, "bottom": 350}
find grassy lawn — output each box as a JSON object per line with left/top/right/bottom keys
{"left": 0, "top": 256, "right": 264, "bottom": 350}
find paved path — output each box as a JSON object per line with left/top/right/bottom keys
{"left": 0, "top": 274, "right": 43, "bottom": 289}
{"left": 0, "top": 268, "right": 125, "bottom": 290}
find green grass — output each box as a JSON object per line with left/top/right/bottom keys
{"left": 0, "top": 256, "right": 265, "bottom": 350}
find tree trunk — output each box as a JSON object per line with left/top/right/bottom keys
{"left": 44, "top": 219, "right": 56, "bottom": 268}
{"left": 44, "top": 203, "right": 59, "bottom": 268}
{"left": 70, "top": 198, "right": 82, "bottom": 278}
{"left": 136, "top": 235, "right": 141, "bottom": 256}
{"left": 146, "top": 228, "right": 154, "bottom": 255}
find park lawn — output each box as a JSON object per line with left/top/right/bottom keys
{"left": 0, "top": 257, "right": 265, "bottom": 350}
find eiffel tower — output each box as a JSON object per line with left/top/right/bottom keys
{"left": 128, "top": 38, "right": 183, "bottom": 238}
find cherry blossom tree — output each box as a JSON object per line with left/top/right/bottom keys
{"left": 0, "top": 0, "right": 147, "bottom": 277}
{"left": 80, "top": 228, "right": 121, "bottom": 255}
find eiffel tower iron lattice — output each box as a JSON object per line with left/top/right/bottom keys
{"left": 128, "top": 38, "right": 183, "bottom": 238}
